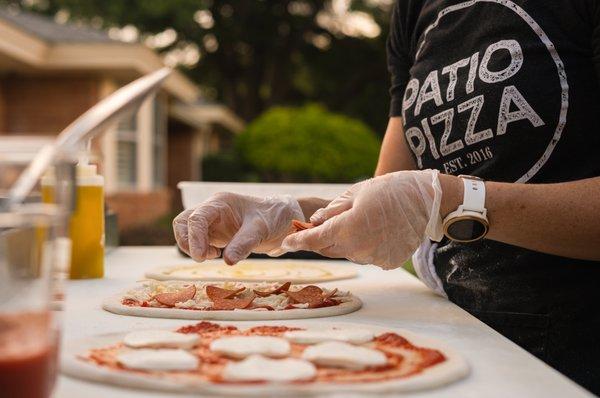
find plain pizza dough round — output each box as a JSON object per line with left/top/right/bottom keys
{"left": 61, "top": 321, "right": 470, "bottom": 396}
{"left": 144, "top": 260, "right": 358, "bottom": 283}
{"left": 102, "top": 293, "right": 363, "bottom": 321}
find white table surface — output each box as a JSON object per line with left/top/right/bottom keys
{"left": 55, "top": 247, "right": 593, "bottom": 398}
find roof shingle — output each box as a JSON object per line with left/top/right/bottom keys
{"left": 0, "top": 7, "right": 117, "bottom": 44}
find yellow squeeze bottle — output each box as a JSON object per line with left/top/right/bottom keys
{"left": 42, "top": 163, "right": 105, "bottom": 279}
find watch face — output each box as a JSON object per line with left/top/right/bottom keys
{"left": 446, "top": 218, "right": 488, "bottom": 242}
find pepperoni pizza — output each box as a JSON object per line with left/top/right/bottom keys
{"left": 102, "top": 281, "right": 362, "bottom": 320}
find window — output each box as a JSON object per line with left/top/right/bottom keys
{"left": 153, "top": 96, "right": 167, "bottom": 187}
{"left": 116, "top": 112, "right": 137, "bottom": 189}
{"left": 113, "top": 93, "right": 166, "bottom": 191}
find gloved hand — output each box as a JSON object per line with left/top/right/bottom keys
{"left": 173, "top": 192, "right": 304, "bottom": 265}
{"left": 281, "top": 170, "right": 444, "bottom": 269}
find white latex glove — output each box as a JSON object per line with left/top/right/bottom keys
{"left": 281, "top": 170, "right": 443, "bottom": 269}
{"left": 173, "top": 193, "right": 304, "bottom": 265}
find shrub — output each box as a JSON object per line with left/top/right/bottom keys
{"left": 236, "top": 104, "right": 380, "bottom": 182}
{"left": 201, "top": 151, "right": 258, "bottom": 182}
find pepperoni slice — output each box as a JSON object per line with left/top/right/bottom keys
{"left": 253, "top": 281, "right": 292, "bottom": 297}
{"left": 292, "top": 220, "right": 314, "bottom": 232}
{"left": 154, "top": 285, "right": 196, "bottom": 307}
{"left": 211, "top": 294, "right": 256, "bottom": 311}
{"left": 285, "top": 285, "right": 324, "bottom": 307}
{"left": 206, "top": 286, "right": 245, "bottom": 300}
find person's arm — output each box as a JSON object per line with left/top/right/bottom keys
{"left": 376, "top": 0, "right": 415, "bottom": 177}
{"left": 375, "top": 117, "right": 416, "bottom": 176}
{"left": 438, "top": 174, "right": 600, "bottom": 261}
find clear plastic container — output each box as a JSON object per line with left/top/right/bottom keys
{"left": 0, "top": 203, "right": 66, "bottom": 398}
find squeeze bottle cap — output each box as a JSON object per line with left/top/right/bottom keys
{"left": 75, "top": 162, "right": 103, "bottom": 186}
{"left": 76, "top": 163, "right": 98, "bottom": 178}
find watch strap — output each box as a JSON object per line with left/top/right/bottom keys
{"left": 460, "top": 176, "right": 486, "bottom": 213}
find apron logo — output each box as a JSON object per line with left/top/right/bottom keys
{"left": 403, "top": 39, "right": 545, "bottom": 168}
{"left": 403, "top": 0, "right": 568, "bottom": 182}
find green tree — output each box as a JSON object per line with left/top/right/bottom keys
{"left": 236, "top": 104, "right": 380, "bottom": 182}
{"left": 10, "top": 0, "right": 392, "bottom": 133}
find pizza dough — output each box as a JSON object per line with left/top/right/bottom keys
{"left": 102, "top": 281, "right": 362, "bottom": 321}
{"left": 61, "top": 321, "right": 470, "bottom": 395}
{"left": 145, "top": 260, "right": 357, "bottom": 283}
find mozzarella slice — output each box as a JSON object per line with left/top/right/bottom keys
{"left": 209, "top": 336, "right": 290, "bottom": 358}
{"left": 123, "top": 330, "right": 199, "bottom": 349}
{"left": 117, "top": 349, "right": 198, "bottom": 371}
{"left": 284, "top": 328, "right": 374, "bottom": 345}
{"left": 301, "top": 341, "right": 387, "bottom": 370}
{"left": 222, "top": 355, "right": 316, "bottom": 382}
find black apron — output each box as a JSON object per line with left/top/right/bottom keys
{"left": 434, "top": 239, "right": 600, "bottom": 393}
{"left": 385, "top": 0, "right": 600, "bottom": 391}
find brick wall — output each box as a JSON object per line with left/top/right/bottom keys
{"left": 167, "top": 121, "right": 194, "bottom": 211}
{"left": 105, "top": 189, "right": 172, "bottom": 230}
{"left": 0, "top": 79, "right": 6, "bottom": 131}
{"left": 0, "top": 75, "right": 98, "bottom": 134}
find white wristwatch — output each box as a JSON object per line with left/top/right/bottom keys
{"left": 442, "top": 175, "right": 489, "bottom": 243}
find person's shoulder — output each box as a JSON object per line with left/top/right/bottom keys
{"left": 390, "top": 0, "right": 427, "bottom": 34}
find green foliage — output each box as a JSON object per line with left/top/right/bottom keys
{"left": 236, "top": 105, "right": 380, "bottom": 182}
{"left": 201, "top": 151, "right": 258, "bottom": 182}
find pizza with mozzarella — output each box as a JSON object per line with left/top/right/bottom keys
{"left": 61, "top": 321, "right": 469, "bottom": 395}
{"left": 102, "top": 281, "right": 362, "bottom": 320}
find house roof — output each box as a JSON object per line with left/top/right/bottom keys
{"left": 0, "top": 7, "right": 245, "bottom": 132}
{"left": 0, "top": 7, "right": 115, "bottom": 44}
{"left": 0, "top": 7, "right": 198, "bottom": 102}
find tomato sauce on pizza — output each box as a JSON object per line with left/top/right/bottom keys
{"left": 83, "top": 321, "right": 447, "bottom": 385}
